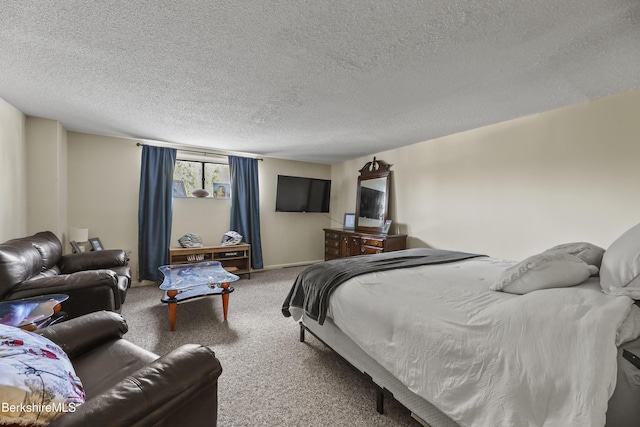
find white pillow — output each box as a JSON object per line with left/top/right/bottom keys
{"left": 600, "top": 222, "right": 640, "bottom": 298}
{"left": 544, "top": 242, "right": 605, "bottom": 268}
{"left": 0, "top": 324, "right": 85, "bottom": 426}
{"left": 491, "top": 252, "right": 599, "bottom": 295}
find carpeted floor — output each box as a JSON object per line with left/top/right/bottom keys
{"left": 121, "top": 266, "right": 421, "bottom": 427}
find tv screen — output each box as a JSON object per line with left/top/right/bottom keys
{"left": 275, "top": 175, "right": 331, "bottom": 213}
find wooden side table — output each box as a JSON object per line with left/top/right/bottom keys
{"left": 0, "top": 294, "right": 68, "bottom": 331}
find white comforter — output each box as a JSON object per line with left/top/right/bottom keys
{"left": 327, "top": 257, "right": 640, "bottom": 427}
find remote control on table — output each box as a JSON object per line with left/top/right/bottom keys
{"left": 623, "top": 349, "right": 640, "bottom": 369}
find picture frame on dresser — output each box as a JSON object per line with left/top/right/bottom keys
{"left": 70, "top": 240, "right": 81, "bottom": 254}
{"left": 343, "top": 213, "right": 356, "bottom": 230}
{"left": 382, "top": 220, "right": 392, "bottom": 234}
{"left": 89, "top": 237, "right": 104, "bottom": 251}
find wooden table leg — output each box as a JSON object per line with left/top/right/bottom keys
{"left": 221, "top": 282, "right": 230, "bottom": 321}
{"left": 167, "top": 290, "right": 178, "bottom": 331}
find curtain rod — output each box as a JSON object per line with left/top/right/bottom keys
{"left": 136, "top": 142, "right": 263, "bottom": 161}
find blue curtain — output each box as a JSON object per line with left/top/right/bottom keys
{"left": 229, "top": 156, "right": 263, "bottom": 269}
{"left": 138, "top": 146, "right": 177, "bottom": 280}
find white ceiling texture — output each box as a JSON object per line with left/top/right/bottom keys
{"left": 1, "top": 1, "right": 638, "bottom": 164}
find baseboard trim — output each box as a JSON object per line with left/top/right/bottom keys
{"left": 260, "top": 260, "right": 322, "bottom": 270}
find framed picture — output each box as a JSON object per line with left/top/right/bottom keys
{"left": 172, "top": 180, "right": 187, "bottom": 198}
{"left": 70, "top": 241, "right": 81, "bottom": 254}
{"left": 343, "top": 213, "right": 356, "bottom": 230}
{"left": 213, "top": 183, "right": 231, "bottom": 199}
{"left": 89, "top": 237, "right": 104, "bottom": 251}
{"left": 382, "top": 219, "right": 392, "bottom": 234}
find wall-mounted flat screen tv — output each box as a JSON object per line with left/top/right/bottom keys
{"left": 275, "top": 175, "right": 331, "bottom": 213}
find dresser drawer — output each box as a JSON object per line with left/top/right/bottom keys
{"left": 360, "top": 245, "right": 383, "bottom": 255}
{"left": 325, "top": 231, "right": 340, "bottom": 241}
{"left": 323, "top": 228, "right": 407, "bottom": 259}
{"left": 324, "top": 248, "right": 340, "bottom": 261}
{"left": 325, "top": 247, "right": 340, "bottom": 257}
{"left": 360, "top": 237, "right": 384, "bottom": 248}
{"left": 325, "top": 239, "right": 339, "bottom": 249}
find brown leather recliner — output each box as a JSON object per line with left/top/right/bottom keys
{"left": 0, "top": 231, "right": 131, "bottom": 319}
{"left": 36, "top": 311, "right": 222, "bottom": 427}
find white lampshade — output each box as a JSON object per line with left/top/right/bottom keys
{"left": 69, "top": 227, "right": 89, "bottom": 242}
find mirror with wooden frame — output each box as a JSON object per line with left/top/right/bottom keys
{"left": 355, "top": 157, "right": 391, "bottom": 233}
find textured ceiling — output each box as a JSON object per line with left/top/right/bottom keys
{"left": 1, "top": 1, "right": 639, "bottom": 164}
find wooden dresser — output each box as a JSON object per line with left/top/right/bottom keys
{"left": 323, "top": 228, "right": 407, "bottom": 260}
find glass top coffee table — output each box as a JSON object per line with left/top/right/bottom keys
{"left": 159, "top": 261, "right": 239, "bottom": 331}
{"left": 0, "top": 294, "right": 68, "bottom": 331}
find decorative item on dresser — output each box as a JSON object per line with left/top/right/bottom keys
{"left": 343, "top": 213, "right": 356, "bottom": 230}
{"left": 324, "top": 229, "right": 407, "bottom": 260}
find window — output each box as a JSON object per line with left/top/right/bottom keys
{"left": 173, "top": 160, "right": 231, "bottom": 198}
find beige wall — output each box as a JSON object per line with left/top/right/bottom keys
{"left": 331, "top": 89, "right": 640, "bottom": 260}
{"left": 66, "top": 133, "right": 331, "bottom": 281}
{"left": 259, "top": 158, "right": 332, "bottom": 267}
{"left": 171, "top": 195, "right": 232, "bottom": 252}
{"left": 26, "top": 117, "right": 68, "bottom": 240}
{"left": 67, "top": 133, "right": 143, "bottom": 277}
{"left": 0, "top": 98, "right": 26, "bottom": 241}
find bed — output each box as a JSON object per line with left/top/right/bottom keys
{"left": 282, "top": 223, "right": 640, "bottom": 427}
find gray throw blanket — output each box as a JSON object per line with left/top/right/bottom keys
{"left": 282, "top": 248, "right": 485, "bottom": 325}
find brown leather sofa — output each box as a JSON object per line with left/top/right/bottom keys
{"left": 36, "top": 311, "right": 222, "bottom": 427}
{"left": 0, "top": 231, "right": 131, "bottom": 319}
